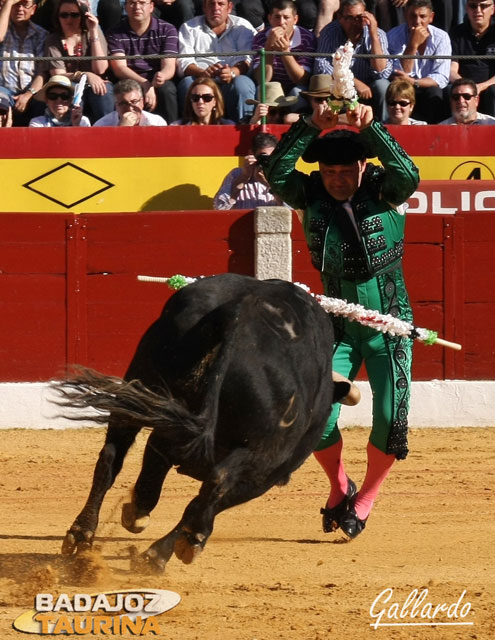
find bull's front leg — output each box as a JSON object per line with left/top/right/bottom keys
{"left": 62, "top": 425, "right": 140, "bottom": 555}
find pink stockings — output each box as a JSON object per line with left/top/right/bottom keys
{"left": 314, "top": 439, "right": 396, "bottom": 520}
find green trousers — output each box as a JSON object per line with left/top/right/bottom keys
{"left": 316, "top": 325, "right": 413, "bottom": 457}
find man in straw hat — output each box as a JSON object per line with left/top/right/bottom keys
{"left": 29, "top": 75, "right": 90, "bottom": 126}
{"left": 262, "top": 100, "right": 419, "bottom": 540}
{"left": 245, "top": 81, "right": 298, "bottom": 123}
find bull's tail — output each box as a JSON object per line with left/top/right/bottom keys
{"left": 51, "top": 368, "right": 208, "bottom": 454}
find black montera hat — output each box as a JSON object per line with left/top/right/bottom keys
{"left": 302, "top": 129, "right": 367, "bottom": 165}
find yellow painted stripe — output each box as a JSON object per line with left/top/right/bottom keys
{"left": 1, "top": 155, "right": 494, "bottom": 213}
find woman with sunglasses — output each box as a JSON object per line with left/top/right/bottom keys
{"left": 384, "top": 80, "right": 427, "bottom": 125}
{"left": 29, "top": 74, "right": 91, "bottom": 126}
{"left": 43, "top": 0, "right": 113, "bottom": 122}
{"left": 171, "top": 78, "right": 234, "bottom": 125}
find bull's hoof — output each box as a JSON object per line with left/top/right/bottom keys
{"left": 121, "top": 503, "right": 151, "bottom": 534}
{"left": 130, "top": 546, "right": 166, "bottom": 575}
{"left": 61, "top": 526, "right": 94, "bottom": 555}
{"left": 174, "top": 531, "right": 206, "bottom": 565}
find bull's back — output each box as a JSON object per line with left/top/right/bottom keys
{"left": 124, "top": 275, "right": 335, "bottom": 457}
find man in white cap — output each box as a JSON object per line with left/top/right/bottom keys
{"left": 29, "top": 75, "right": 90, "bottom": 126}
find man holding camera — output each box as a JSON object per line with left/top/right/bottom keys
{"left": 213, "top": 132, "right": 283, "bottom": 210}
{"left": 314, "top": 0, "right": 392, "bottom": 122}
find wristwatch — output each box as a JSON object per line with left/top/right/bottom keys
{"left": 26, "top": 87, "right": 37, "bottom": 95}
{"left": 230, "top": 71, "right": 236, "bottom": 80}
{"left": 414, "top": 81, "right": 420, "bottom": 90}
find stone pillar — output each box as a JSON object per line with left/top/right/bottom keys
{"left": 254, "top": 206, "right": 292, "bottom": 281}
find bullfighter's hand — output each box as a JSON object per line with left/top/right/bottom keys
{"left": 346, "top": 103, "right": 373, "bottom": 130}
{"left": 310, "top": 101, "right": 339, "bottom": 130}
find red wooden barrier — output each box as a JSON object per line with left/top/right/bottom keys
{"left": 0, "top": 210, "right": 493, "bottom": 382}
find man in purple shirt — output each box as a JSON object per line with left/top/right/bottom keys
{"left": 251, "top": 0, "right": 316, "bottom": 109}
{"left": 106, "top": 0, "right": 178, "bottom": 123}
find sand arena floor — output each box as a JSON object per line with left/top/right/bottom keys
{"left": 0, "top": 426, "right": 494, "bottom": 640}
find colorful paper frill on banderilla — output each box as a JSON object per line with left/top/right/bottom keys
{"left": 327, "top": 40, "right": 359, "bottom": 113}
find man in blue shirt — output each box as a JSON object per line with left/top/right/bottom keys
{"left": 314, "top": 0, "right": 392, "bottom": 122}
{"left": 387, "top": 0, "right": 451, "bottom": 122}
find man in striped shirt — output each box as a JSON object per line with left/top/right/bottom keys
{"left": 314, "top": 0, "right": 392, "bottom": 122}
{"left": 106, "top": 0, "right": 179, "bottom": 124}
{"left": 251, "top": 0, "right": 316, "bottom": 110}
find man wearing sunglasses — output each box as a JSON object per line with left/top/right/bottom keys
{"left": 440, "top": 76, "right": 495, "bottom": 124}
{"left": 450, "top": 0, "right": 495, "bottom": 117}
{"left": 0, "top": 0, "right": 47, "bottom": 126}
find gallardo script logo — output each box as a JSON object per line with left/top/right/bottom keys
{"left": 13, "top": 589, "right": 181, "bottom": 635}
{"left": 369, "top": 588, "right": 473, "bottom": 629}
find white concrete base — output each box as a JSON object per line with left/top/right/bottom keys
{"left": 0, "top": 381, "right": 493, "bottom": 430}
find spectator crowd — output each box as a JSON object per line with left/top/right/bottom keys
{"left": 0, "top": 0, "right": 494, "bottom": 127}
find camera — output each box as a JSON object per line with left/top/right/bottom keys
{"left": 255, "top": 152, "right": 270, "bottom": 165}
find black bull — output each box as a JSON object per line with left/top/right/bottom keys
{"left": 55, "top": 274, "right": 351, "bottom": 572}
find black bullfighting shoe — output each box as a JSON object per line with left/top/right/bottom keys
{"left": 339, "top": 497, "right": 368, "bottom": 540}
{"left": 320, "top": 476, "right": 357, "bottom": 533}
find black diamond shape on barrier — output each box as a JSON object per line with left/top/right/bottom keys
{"left": 23, "top": 162, "right": 114, "bottom": 209}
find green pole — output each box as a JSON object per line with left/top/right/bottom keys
{"left": 260, "top": 47, "right": 266, "bottom": 129}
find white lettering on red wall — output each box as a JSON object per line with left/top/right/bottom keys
{"left": 406, "top": 181, "right": 495, "bottom": 214}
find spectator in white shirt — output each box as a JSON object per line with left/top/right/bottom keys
{"left": 178, "top": 0, "right": 257, "bottom": 123}
{"left": 93, "top": 79, "right": 167, "bottom": 126}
